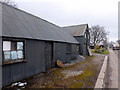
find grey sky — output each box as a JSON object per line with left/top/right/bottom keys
{"left": 14, "top": 0, "right": 118, "bottom": 42}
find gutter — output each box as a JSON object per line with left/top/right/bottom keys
{"left": 94, "top": 56, "right": 108, "bottom": 88}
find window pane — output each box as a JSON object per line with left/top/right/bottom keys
{"left": 11, "top": 51, "right": 17, "bottom": 60}
{"left": 4, "top": 51, "right": 10, "bottom": 60}
{"left": 17, "top": 42, "right": 23, "bottom": 50}
{"left": 17, "top": 51, "right": 23, "bottom": 59}
{"left": 11, "top": 41, "right": 17, "bottom": 50}
{"left": 3, "top": 41, "right": 11, "bottom": 51}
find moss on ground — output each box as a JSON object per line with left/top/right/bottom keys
{"left": 70, "top": 82, "right": 83, "bottom": 88}
{"left": 39, "top": 55, "right": 97, "bottom": 88}
{"left": 68, "top": 63, "right": 97, "bottom": 88}
{"left": 22, "top": 55, "right": 100, "bottom": 88}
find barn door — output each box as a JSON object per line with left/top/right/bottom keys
{"left": 78, "top": 44, "right": 81, "bottom": 55}
{"left": 45, "top": 42, "right": 54, "bottom": 70}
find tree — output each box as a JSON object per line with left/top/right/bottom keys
{"left": 103, "top": 37, "right": 108, "bottom": 49}
{"left": 90, "top": 25, "right": 108, "bottom": 48}
{"left": 1, "top": 0, "right": 17, "bottom": 8}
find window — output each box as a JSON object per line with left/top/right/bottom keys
{"left": 3, "top": 41, "right": 24, "bottom": 62}
{"left": 66, "top": 43, "right": 71, "bottom": 54}
{"left": 77, "top": 45, "right": 79, "bottom": 52}
{"left": 3, "top": 41, "right": 11, "bottom": 51}
{"left": 85, "top": 33, "right": 87, "bottom": 39}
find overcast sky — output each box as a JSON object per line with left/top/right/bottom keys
{"left": 14, "top": 0, "right": 119, "bottom": 42}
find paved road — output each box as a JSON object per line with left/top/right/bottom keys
{"left": 108, "top": 49, "right": 118, "bottom": 88}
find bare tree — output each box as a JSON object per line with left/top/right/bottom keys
{"left": 103, "top": 37, "right": 108, "bottom": 49}
{"left": 1, "top": 0, "right": 17, "bottom": 8}
{"left": 90, "top": 25, "right": 108, "bottom": 48}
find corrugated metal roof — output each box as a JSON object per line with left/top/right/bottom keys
{"left": 1, "top": 3, "right": 79, "bottom": 44}
{"left": 63, "top": 24, "right": 88, "bottom": 36}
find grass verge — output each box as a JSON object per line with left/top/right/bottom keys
{"left": 91, "top": 50, "right": 109, "bottom": 54}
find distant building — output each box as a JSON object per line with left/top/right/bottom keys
{"left": 63, "top": 24, "right": 90, "bottom": 56}
{"left": 117, "top": 40, "right": 120, "bottom": 45}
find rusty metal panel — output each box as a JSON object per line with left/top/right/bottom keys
{"left": 63, "top": 24, "right": 88, "bottom": 36}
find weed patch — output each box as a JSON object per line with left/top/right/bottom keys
{"left": 14, "top": 55, "right": 103, "bottom": 88}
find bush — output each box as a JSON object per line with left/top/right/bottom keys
{"left": 91, "top": 47, "right": 109, "bottom": 54}
{"left": 94, "top": 45, "right": 100, "bottom": 53}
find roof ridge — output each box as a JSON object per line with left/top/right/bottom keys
{"left": 2, "top": 2, "right": 79, "bottom": 44}
{"left": 1, "top": 2, "right": 61, "bottom": 28}
{"left": 63, "top": 24, "right": 88, "bottom": 28}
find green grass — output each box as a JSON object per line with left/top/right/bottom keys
{"left": 91, "top": 50, "right": 95, "bottom": 53}
{"left": 48, "top": 56, "right": 97, "bottom": 88}
{"left": 100, "top": 50, "right": 109, "bottom": 54}
{"left": 91, "top": 50, "right": 109, "bottom": 54}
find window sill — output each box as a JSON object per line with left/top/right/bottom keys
{"left": 2, "top": 59, "right": 27, "bottom": 65}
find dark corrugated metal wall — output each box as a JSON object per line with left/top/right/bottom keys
{"left": 45, "top": 42, "right": 54, "bottom": 70}
{"left": 74, "top": 36, "right": 87, "bottom": 56}
{"left": 71, "top": 44, "right": 78, "bottom": 60}
{"left": 2, "top": 39, "right": 79, "bottom": 86}
{"left": 3, "top": 39, "right": 46, "bottom": 86}
{"left": 54, "top": 42, "right": 78, "bottom": 64}
{"left": 54, "top": 42, "right": 67, "bottom": 63}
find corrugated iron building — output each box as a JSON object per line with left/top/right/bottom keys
{"left": 0, "top": 3, "right": 79, "bottom": 86}
{"left": 63, "top": 24, "right": 90, "bottom": 56}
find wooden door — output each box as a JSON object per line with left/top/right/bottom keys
{"left": 45, "top": 42, "right": 54, "bottom": 70}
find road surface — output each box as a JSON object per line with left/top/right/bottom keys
{"left": 107, "top": 49, "right": 118, "bottom": 88}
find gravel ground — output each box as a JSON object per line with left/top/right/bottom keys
{"left": 5, "top": 54, "right": 105, "bottom": 89}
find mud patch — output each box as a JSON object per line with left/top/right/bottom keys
{"left": 62, "top": 70, "right": 83, "bottom": 78}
